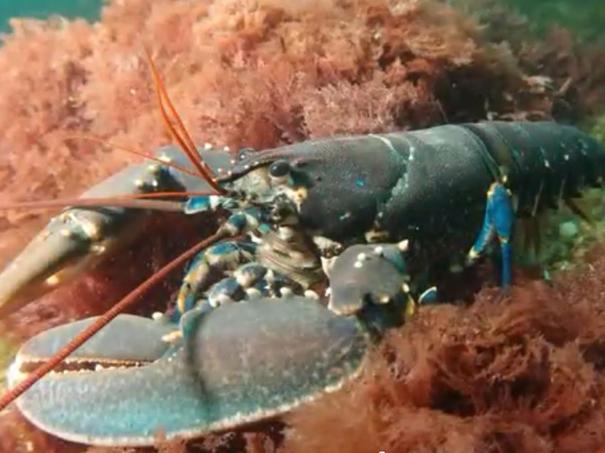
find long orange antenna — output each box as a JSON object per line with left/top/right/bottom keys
{"left": 0, "top": 229, "right": 229, "bottom": 411}
{"left": 0, "top": 190, "right": 216, "bottom": 212}
{"left": 145, "top": 51, "right": 226, "bottom": 195}
{"left": 67, "top": 134, "right": 204, "bottom": 179}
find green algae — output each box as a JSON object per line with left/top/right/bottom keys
{"left": 590, "top": 114, "right": 605, "bottom": 142}
{"left": 505, "top": 0, "right": 605, "bottom": 42}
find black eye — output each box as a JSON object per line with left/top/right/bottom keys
{"left": 269, "top": 160, "right": 290, "bottom": 178}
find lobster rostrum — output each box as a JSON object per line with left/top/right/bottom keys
{"left": 1, "top": 62, "right": 604, "bottom": 446}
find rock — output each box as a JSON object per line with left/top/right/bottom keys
{"left": 559, "top": 221, "right": 579, "bottom": 241}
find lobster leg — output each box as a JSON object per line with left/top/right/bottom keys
{"left": 206, "top": 268, "right": 303, "bottom": 305}
{"left": 174, "top": 242, "right": 305, "bottom": 321}
{"left": 467, "top": 182, "right": 515, "bottom": 286}
{"left": 173, "top": 206, "right": 272, "bottom": 316}
{"left": 174, "top": 240, "right": 256, "bottom": 316}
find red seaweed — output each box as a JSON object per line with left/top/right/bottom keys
{"left": 0, "top": 1, "right": 604, "bottom": 452}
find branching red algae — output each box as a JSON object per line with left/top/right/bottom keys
{"left": 0, "top": 0, "right": 603, "bottom": 452}
{"left": 285, "top": 258, "right": 605, "bottom": 452}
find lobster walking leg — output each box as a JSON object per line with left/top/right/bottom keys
{"left": 174, "top": 240, "right": 256, "bottom": 316}
{"left": 175, "top": 242, "right": 306, "bottom": 320}
{"left": 467, "top": 182, "right": 515, "bottom": 286}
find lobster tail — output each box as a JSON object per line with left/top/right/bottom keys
{"left": 463, "top": 122, "right": 605, "bottom": 216}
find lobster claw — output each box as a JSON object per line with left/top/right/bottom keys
{"left": 9, "top": 297, "right": 369, "bottom": 447}
{"left": 0, "top": 146, "right": 233, "bottom": 317}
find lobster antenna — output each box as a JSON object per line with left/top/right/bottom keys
{"left": 67, "top": 134, "right": 203, "bottom": 179}
{"left": 0, "top": 191, "right": 216, "bottom": 212}
{"left": 145, "top": 50, "right": 226, "bottom": 195}
{"left": 0, "top": 229, "right": 230, "bottom": 411}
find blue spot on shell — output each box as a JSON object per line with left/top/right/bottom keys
{"left": 355, "top": 178, "right": 366, "bottom": 188}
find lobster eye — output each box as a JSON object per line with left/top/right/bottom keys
{"left": 269, "top": 160, "right": 290, "bottom": 178}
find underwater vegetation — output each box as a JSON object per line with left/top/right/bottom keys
{"left": 0, "top": 0, "right": 604, "bottom": 451}
{"left": 505, "top": 0, "right": 605, "bottom": 42}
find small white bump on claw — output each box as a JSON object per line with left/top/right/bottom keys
{"left": 147, "top": 163, "right": 160, "bottom": 173}
{"left": 278, "top": 226, "right": 295, "bottom": 241}
{"left": 70, "top": 217, "right": 101, "bottom": 241}
{"left": 209, "top": 293, "right": 234, "bottom": 307}
{"left": 90, "top": 244, "right": 106, "bottom": 255}
{"left": 45, "top": 275, "right": 60, "bottom": 286}
{"left": 161, "top": 330, "right": 183, "bottom": 344}
{"left": 245, "top": 287, "right": 262, "bottom": 298}
{"left": 397, "top": 239, "right": 409, "bottom": 252}
{"left": 279, "top": 287, "right": 293, "bottom": 297}
{"left": 158, "top": 153, "right": 173, "bottom": 163}
{"left": 378, "top": 294, "right": 390, "bottom": 304}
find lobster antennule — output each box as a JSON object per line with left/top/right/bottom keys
{"left": 0, "top": 229, "right": 230, "bottom": 411}
{"left": 145, "top": 50, "right": 226, "bottom": 196}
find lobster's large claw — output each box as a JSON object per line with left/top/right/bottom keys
{"left": 10, "top": 297, "right": 369, "bottom": 447}
{"left": 10, "top": 314, "right": 176, "bottom": 369}
{"left": 0, "top": 146, "right": 232, "bottom": 317}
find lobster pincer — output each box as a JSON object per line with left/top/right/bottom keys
{"left": 6, "top": 241, "right": 414, "bottom": 447}
{"left": 9, "top": 299, "right": 370, "bottom": 446}
{"left": 0, "top": 145, "right": 234, "bottom": 317}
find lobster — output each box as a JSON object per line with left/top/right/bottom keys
{"left": 0, "top": 64, "right": 603, "bottom": 446}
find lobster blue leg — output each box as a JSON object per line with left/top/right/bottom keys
{"left": 173, "top": 241, "right": 257, "bottom": 319}
{"left": 173, "top": 206, "right": 271, "bottom": 321}
{"left": 468, "top": 182, "right": 514, "bottom": 286}
{"left": 418, "top": 286, "right": 438, "bottom": 304}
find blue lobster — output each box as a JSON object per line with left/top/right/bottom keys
{"left": 1, "top": 118, "right": 603, "bottom": 446}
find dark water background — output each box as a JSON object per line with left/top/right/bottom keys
{"left": 506, "top": 0, "right": 604, "bottom": 41}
